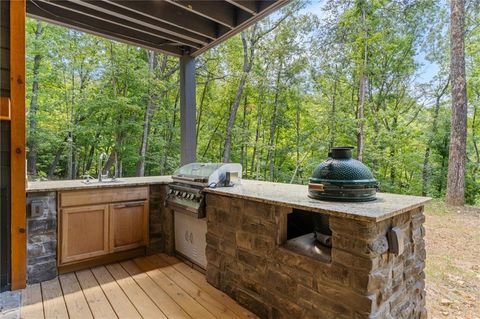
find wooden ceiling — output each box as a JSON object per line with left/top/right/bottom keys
{"left": 26, "top": 0, "right": 291, "bottom": 57}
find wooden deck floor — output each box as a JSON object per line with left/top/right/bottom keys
{"left": 20, "top": 254, "right": 257, "bottom": 319}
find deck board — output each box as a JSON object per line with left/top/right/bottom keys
{"left": 21, "top": 283, "right": 44, "bottom": 319}
{"left": 41, "top": 278, "right": 69, "bottom": 319}
{"left": 120, "top": 260, "right": 192, "bottom": 319}
{"left": 148, "top": 255, "right": 240, "bottom": 319}
{"left": 19, "top": 254, "right": 257, "bottom": 319}
{"left": 159, "top": 254, "right": 258, "bottom": 319}
{"left": 134, "top": 257, "right": 217, "bottom": 319}
{"left": 90, "top": 266, "right": 141, "bottom": 319}
{"left": 105, "top": 263, "right": 166, "bottom": 319}
{"left": 58, "top": 273, "right": 93, "bottom": 319}
{"left": 75, "top": 269, "right": 117, "bottom": 319}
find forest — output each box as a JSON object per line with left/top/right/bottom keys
{"left": 25, "top": 0, "right": 480, "bottom": 205}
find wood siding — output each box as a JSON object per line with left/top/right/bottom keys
{"left": 0, "top": 0, "right": 11, "bottom": 292}
{"left": 0, "top": 0, "right": 9, "bottom": 97}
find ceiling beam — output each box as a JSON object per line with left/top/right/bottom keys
{"left": 26, "top": 0, "right": 292, "bottom": 58}
{"left": 225, "top": 0, "right": 259, "bottom": 15}
{"left": 165, "top": 0, "right": 252, "bottom": 29}
{"left": 27, "top": 1, "right": 184, "bottom": 56}
{"left": 38, "top": 0, "right": 202, "bottom": 48}
{"left": 191, "top": 0, "right": 290, "bottom": 57}
{"left": 71, "top": 0, "right": 211, "bottom": 45}
{"left": 107, "top": 0, "right": 230, "bottom": 40}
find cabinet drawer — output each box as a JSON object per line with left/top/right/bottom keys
{"left": 60, "top": 187, "right": 149, "bottom": 207}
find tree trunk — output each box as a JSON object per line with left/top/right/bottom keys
{"left": 136, "top": 51, "right": 157, "bottom": 176}
{"left": 48, "top": 137, "right": 67, "bottom": 179}
{"left": 196, "top": 73, "right": 211, "bottom": 144}
{"left": 329, "top": 70, "right": 338, "bottom": 150}
{"left": 240, "top": 95, "right": 248, "bottom": 175}
{"left": 67, "top": 132, "right": 74, "bottom": 179}
{"left": 389, "top": 146, "right": 396, "bottom": 185}
{"left": 356, "top": 3, "right": 368, "bottom": 162}
{"left": 472, "top": 90, "right": 480, "bottom": 176}
{"left": 27, "top": 21, "right": 44, "bottom": 178}
{"left": 422, "top": 78, "right": 449, "bottom": 196}
{"left": 268, "top": 63, "right": 283, "bottom": 181}
{"left": 201, "top": 120, "right": 222, "bottom": 159}
{"left": 437, "top": 123, "right": 450, "bottom": 196}
{"left": 223, "top": 72, "right": 248, "bottom": 163}
{"left": 250, "top": 67, "right": 268, "bottom": 178}
{"left": 250, "top": 100, "right": 262, "bottom": 178}
{"left": 223, "top": 29, "right": 256, "bottom": 162}
{"left": 446, "top": 0, "right": 467, "bottom": 206}
{"left": 161, "top": 92, "right": 179, "bottom": 174}
{"left": 290, "top": 102, "right": 301, "bottom": 183}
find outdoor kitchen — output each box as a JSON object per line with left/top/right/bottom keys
{"left": 0, "top": 0, "right": 447, "bottom": 317}
{"left": 25, "top": 147, "right": 430, "bottom": 318}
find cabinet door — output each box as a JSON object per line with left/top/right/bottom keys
{"left": 60, "top": 205, "right": 109, "bottom": 265}
{"left": 110, "top": 201, "right": 148, "bottom": 252}
{"left": 174, "top": 211, "right": 207, "bottom": 268}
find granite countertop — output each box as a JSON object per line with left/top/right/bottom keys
{"left": 204, "top": 179, "right": 431, "bottom": 222}
{"left": 27, "top": 176, "right": 172, "bottom": 193}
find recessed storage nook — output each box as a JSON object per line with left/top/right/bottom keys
{"left": 284, "top": 209, "right": 332, "bottom": 263}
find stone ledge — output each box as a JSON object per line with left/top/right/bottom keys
{"left": 204, "top": 179, "right": 431, "bottom": 222}
{"left": 27, "top": 175, "right": 172, "bottom": 193}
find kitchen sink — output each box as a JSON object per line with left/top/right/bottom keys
{"left": 81, "top": 178, "right": 122, "bottom": 185}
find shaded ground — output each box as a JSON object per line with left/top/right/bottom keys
{"left": 425, "top": 201, "right": 480, "bottom": 319}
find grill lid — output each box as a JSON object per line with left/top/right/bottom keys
{"left": 308, "top": 147, "right": 378, "bottom": 202}
{"left": 172, "top": 163, "right": 242, "bottom": 187}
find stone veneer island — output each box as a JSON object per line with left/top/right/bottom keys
{"left": 203, "top": 180, "right": 430, "bottom": 319}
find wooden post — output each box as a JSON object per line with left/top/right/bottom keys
{"left": 10, "top": 0, "right": 26, "bottom": 290}
{"left": 179, "top": 54, "right": 196, "bottom": 165}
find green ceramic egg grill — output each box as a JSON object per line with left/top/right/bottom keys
{"left": 308, "top": 147, "right": 379, "bottom": 202}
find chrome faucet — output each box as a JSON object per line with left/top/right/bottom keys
{"left": 98, "top": 152, "right": 108, "bottom": 182}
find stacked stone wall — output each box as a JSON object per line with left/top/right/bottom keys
{"left": 26, "top": 192, "right": 57, "bottom": 284}
{"left": 148, "top": 184, "right": 172, "bottom": 254}
{"left": 205, "top": 194, "right": 426, "bottom": 319}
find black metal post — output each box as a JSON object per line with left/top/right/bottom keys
{"left": 179, "top": 54, "right": 197, "bottom": 165}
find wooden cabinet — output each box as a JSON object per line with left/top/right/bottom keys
{"left": 110, "top": 201, "right": 148, "bottom": 252}
{"left": 60, "top": 205, "right": 109, "bottom": 264}
{"left": 58, "top": 187, "right": 149, "bottom": 268}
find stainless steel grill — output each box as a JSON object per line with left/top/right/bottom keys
{"left": 166, "top": 163, "right": 242, "bottom": 218}
{"left": 166, "top": 163, "right": 242, "bottom": 269}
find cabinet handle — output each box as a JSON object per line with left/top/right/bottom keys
{"left": 113, "top": 202, "right": 144, "bottom": 209}
{"left": 190, "top": 232, "right": 193, "bottom": 244}
{"left": 185, "top": 230, "right": 189, "bottom": 242}
{"left": 124, "top": 202, "right": 144, "bottom": 208}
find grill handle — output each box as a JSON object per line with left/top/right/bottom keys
{"left": 308, "top": 183, "right": 325, "bottom": 192}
